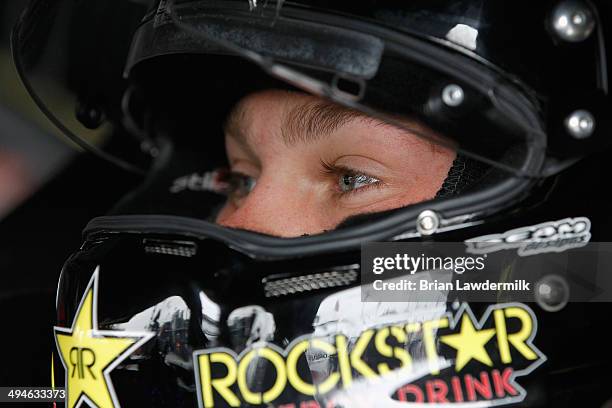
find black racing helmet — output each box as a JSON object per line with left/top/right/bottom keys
{"left": 12, "top": 0, "right": 612, "bottom": 239}
{"left": 11, "top": 0, "right": 612, "bottom": 407}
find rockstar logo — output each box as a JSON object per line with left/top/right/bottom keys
{"left": 54, "top": 268, "right": 154, "bottom": 408}
{"left": 440, "top": 311, "right": 496, "bottom": 371}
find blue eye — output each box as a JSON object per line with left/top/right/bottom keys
{"left": 228, "top": 172, "right": 257, "bottom": 197}
{"left": 338, "top": 173, "right": 380, "bottom": 193}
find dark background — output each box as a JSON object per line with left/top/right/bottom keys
{"left": 0, "top": 2, "right": 140, "bottom": 386}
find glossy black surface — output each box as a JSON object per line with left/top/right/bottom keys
{"left": 55, "top": 231, "right": 612, "bottom": 407}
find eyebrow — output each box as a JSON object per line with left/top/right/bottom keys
{"left": 280, "top": 99, "right": 382, "bottom": 146}
{"left": 223, "top": 94, "right": 384, "bottom": 147}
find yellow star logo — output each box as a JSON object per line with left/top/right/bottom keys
{"left": 440, "top": 313, "right": 495, "bottom": 371}
{"left": 54, "top": 268, "right": 153, "bottom": 408}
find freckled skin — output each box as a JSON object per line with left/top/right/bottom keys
{"left": 216, "top": 90, "right": 456, "bottom": 237}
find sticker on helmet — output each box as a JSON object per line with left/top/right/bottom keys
{"left": 169, "top": 170, "right": 229, "bottom": 194}
{"left": 193, "top": 302, "right": 545, "bottom": 407}
{"left": 53, "top": 268, "right": 154, "bottom": 408}
{"left": 466, "top": 217, "right": 591, "bottom": 256}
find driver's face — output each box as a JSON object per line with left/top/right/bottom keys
{"left": 216, "top": 90, "right": 456, "bottom": 237}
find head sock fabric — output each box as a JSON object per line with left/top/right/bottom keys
{"left": 435, "top": 154, "right": 489, "bottom": 198}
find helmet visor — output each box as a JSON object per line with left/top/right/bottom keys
{"left": 12, "top": 0, "right": 554, "bottom": 177}
{"left": 130, "top": 0, "right": 548, "bottom": 177}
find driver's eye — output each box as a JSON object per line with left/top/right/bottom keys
{"left": 338, "top": 173, "right": 380, "bottom": 193}
{"left": 322, "top": 160, "right": 382, "bottom": 195}
{"left": 227, "top": 172, "right": 257, "bottom": 198}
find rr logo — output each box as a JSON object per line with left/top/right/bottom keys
{"left": 69, "top": 347, "right": 97, "bottom": 380}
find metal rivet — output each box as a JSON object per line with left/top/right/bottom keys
{"left": 417, "top": 210, "right": 440, "bottom": 236}
{"left": 535, "top": 275, "right": 570, "bottom": 312}
{"left": 565, "top": 109, "right": 595, "bottom": 139}
{"left": 442, "top": 84, "right": 465, "bottom": 107}
{"left": 551, "top": 0, "right": 596, "bottom": 42}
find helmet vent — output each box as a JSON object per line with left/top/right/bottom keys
{"left": 143, "top": 239, "right": 198, "bottom": 257}
{"left": 263, "top": 266, "right": 359, "bottom": 298}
